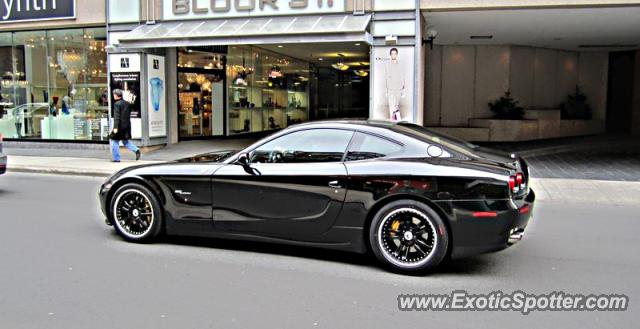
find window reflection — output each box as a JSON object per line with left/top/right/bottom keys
{"left": 0, "top": 28, "right": 108, "bottom": 141}
{"left": 227, "top": 46, "right": 310, "bottom": 135}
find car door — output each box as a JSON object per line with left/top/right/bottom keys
{"left": 212, "top": 128, "right": 354, "bottom": 238}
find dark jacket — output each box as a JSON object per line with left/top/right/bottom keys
{"left": 112, "top": 99, "right": 132, "bottom": 140}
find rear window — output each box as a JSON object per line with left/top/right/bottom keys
{"left": 345, "top": 132, "right": 403, "bottom": 161}
{"left": 394, "top": 123, "right": 479, "bottom": 157}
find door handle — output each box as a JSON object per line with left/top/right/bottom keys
{"left": 328, "top": 180, "right": 342, "bottom": 189}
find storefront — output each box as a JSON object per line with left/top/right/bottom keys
{"left": 0, "top": 0, "right": 109, "bottom": 142}
{"left": 107, "top": 0, "right": 423, "bottom": 145}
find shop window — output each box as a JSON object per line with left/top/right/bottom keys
{"left": 0, "top": 28, "right": 108, "bottom": 141}
{"left": 227, "top": 46, "right": 310, "bottom": 135}
{"left": 315, "top": 67, "right": 370, "bottom": 120}
{"left": 177, "top": 47, "right": 226, "bottom": 139}
{"left": 0, "top": 32, "right": 15, "bottom": 120}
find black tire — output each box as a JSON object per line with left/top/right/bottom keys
{"left": 109, "top": 183, "right": 163, "bottom": 243}
{"left": 369, "top": 200, "right": 449, "bottom": 274}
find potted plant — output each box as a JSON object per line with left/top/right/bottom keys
{"left": 488, "top": 91, "right": 525, "bottom": 120}
{"left": 560, "top": 86, "right": 592, "bottom": 120}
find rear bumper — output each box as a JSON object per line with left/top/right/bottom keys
{"left": 441, "top": 189, "right": 535, "bottom": 259}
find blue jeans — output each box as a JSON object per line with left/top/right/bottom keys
{"left": 110, "top": 139, "right": 139, "bottom": 161}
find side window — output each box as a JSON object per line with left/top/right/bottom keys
{"left": 250, "top": 129, "right": 354, "bottom": 163}
{"left": 345, "top": 132, "right": 403, "bottom": 161}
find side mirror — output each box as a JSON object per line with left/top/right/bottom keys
{"left": 236, "top": 152, "right": 249, "bottom": 166}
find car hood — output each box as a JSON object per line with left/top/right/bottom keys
{"left": 174, "top": 150, "right": 239, "bottom": 163}
{"left": 105, "top": 150, "right": 239, "bottom": 183}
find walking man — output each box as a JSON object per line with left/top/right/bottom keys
{"left": 110, "top": 89, "right": 140, "bottom": 162}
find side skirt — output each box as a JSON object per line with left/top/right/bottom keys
{"left": 164, "top": 217, "right": 368, "bottom": 254}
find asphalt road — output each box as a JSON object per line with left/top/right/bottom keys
{"left": 0, "top": 173, "right": 637, "bottom": 329}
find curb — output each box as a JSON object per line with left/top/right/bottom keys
{"left": 8, "top": 167, "right": 111, "bottom": 177}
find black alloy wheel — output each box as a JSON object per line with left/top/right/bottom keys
{"left": 369, "top": 200, "right": 449, "bottom": 273}
{"left": 110, "top": 183, "right": 163, "bottom": 242}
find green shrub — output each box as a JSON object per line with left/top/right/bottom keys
{"left": 560, "top": 86, "right": 592, "bottom": 120}
{"left": 488, "top": 91, "right": 525, "bottom": 120}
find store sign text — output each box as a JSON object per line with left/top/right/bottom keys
{"left": 1, "top": 0, "right": 75, "bottom": 23}
{"left": 172, "top": 0, "right": 337, "bottom": 15}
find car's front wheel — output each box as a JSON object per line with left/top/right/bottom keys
{"left": 369, "top": 200, "right": 449, "bottom": 273}
{"left": 109, "top": 183, "right": 163, "bottom": 242}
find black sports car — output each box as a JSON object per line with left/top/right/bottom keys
{"left": 99, "top": 120, "right": 535, "bottom": 273}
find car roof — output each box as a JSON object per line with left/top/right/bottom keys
{"left": 283, "top": 119, "right": 480, "bottom": 155}
{"left": 286, "top": 119, "right": 403, "bottom": 131}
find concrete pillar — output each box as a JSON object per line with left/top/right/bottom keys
{"left": 166, "top": 48, "right": 179, "bottom": 144}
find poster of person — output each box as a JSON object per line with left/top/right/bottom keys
{"left": 109, "top": 72, "right": 141, "bottom": 119}
{"left": 372, "top": 46, "right": 414, "bottom": 123}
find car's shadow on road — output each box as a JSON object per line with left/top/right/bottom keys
{"left": 163, "top": 234, "right": 375, "bottom": 267}
{"left": 114, "top": 233, "right": 496, "bottom": 276}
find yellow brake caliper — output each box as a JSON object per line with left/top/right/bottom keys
{"left": 390, "top": 220, "right": 400, "bottom": 236}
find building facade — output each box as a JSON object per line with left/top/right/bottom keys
{"left": 106, "top": 0, "right": 425, "bottom": 146}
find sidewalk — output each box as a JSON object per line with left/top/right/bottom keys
{"left": 6, "top": 156, "right": 158, "bottom": 177}
{"left": 4, "top": 138, "right": 256, "bottom": 176}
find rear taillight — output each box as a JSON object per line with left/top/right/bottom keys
{"left": 508, "top": 176, "right": 516, "bottom": 191}
{"left": 0, "top": 133, "right": 3, "bottom": 143}
{"left": 509, "top": 172, "right": 526, "bottom": 194}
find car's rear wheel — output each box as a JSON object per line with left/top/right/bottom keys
{"left": 110, "top": 183, "right": 163, "bottom": 242}
{"left": 369, "top": 200, "right": 449, "bottom": 273}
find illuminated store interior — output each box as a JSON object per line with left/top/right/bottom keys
{"left": 173, "top": 42, "right": 370, "bottom": 139}
{"left": 0, "top": 28, "right": 108, "bottom": 141}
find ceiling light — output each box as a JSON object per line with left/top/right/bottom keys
{"left": 354, "top": 70, "right": 368, "bottom": 77}
{"left": 331, "top": 54, "right": 349, "bottom": 71}
{"left": 332, "top": 63, "right": 349, "bottom": 71}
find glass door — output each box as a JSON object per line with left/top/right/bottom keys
{"left": 177, "top": 47, "right": 226, "bottom": 139}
